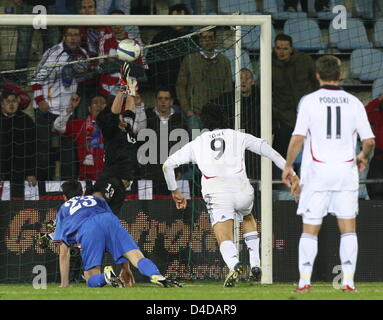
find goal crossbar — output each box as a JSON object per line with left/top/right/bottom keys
{"left": 0, "top": 14, "right": 273, "bottom": 284}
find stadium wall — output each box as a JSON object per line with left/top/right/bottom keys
{"left": 1, "top": 200, "right": 383, "bottom": 283}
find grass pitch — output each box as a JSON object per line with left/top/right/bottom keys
{"left": 1, "top": 282, "right": 383, "bottom": 300}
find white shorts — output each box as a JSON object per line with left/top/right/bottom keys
{"left": 203, "top": 190, "right": 254, "bottom": 226}
{"left": 297, "top": 189, "right": 359, "bottom": 225}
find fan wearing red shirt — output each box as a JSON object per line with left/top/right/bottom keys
{"left": 365, "top": 94, "right": 383, "bottom": 199}
{"left": 53, "top": 95, "right": 106, "bottom": 180}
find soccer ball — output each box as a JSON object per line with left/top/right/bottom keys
{"left": 116, "top": 39, "right": 141, "bottom": 63}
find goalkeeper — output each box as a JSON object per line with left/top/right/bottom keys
{"left": 94, "top": 63, "right": 144, "bottom": 214}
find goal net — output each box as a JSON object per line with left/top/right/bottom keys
{"left": 0, "top": 12, "right": 273, "bottom": 285}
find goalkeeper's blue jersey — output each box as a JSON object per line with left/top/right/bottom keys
{"left": 53, "top": 195, "right": 112, "bottom": 245}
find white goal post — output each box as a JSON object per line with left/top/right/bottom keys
{"left": 0, "top": 14, "right": 273, "bottom": 284}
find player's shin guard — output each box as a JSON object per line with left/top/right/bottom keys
{"left": 137, "top": 258, "right": 161, "bottom": 278}
{"left": 219, "top": 240, "right": 239, "bottom": 270}
{"left": 340, "top": 233, "right": 358, "bottom": 288}
{"left": 87, "top": 274, "right": 107, "bottom": 288}
{"left": 298, "top": 233, "right": 318, "bottom": 288}
{"left": 244, "top": 231, "right": 260, "bottom": 268}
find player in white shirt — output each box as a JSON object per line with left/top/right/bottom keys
{"left": 163, "top": 103, "right": 297, "bottom": 287}
{"left": 282, "top": 55, "right": 375, "bottom": 293}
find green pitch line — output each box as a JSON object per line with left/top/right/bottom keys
{"left": 1, "top": 282, "right": 383, "bottom": 300}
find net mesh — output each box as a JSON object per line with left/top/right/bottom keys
{"left": 0, "top": 0, "right": 382, "bottom": 284}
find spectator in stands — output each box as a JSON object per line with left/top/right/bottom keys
{"left": 0, "top": 75, "right": 31, "bottom": 110}
{"left": 53, "top": 95, "right": 107, "bottom": 181}
{"left": 13, "top": 0, "right": 59, "bottom": 76}
{"left": 31, "top": 26, "right": 90, "bottom": 180}
{"left": 146, "top": 4, "right": 193, "bottom": 98}
{"left": 98, "top": 10, "right": 146, "bottom": 102}
{"left": 0, "top": 89, "right": 36, "bottom": 198}
{"left": 79, "top": 0, "right": 111, "bottom": 58}
{"left": 77, "top": 0, "right": 112, "bottom": 118}
{"left": 365, "top": 94, "right": 383, "bottom": 200}
{"left": 176, "top": 29, "right": 232, "bottom": 131}
{"left": 213, "top": 68, "right": 260, "bottom": 179}
{"left": 283, "top": 0, "right": 330, "bottom": 12}
{"left": 272, "top": 34, "right": 318, "bottom": 165}
{"left": 139, "top": 88, "right": 188, "bottom": 195}
{"left": 96, "top": 0, "right": 131, "bottom": 14}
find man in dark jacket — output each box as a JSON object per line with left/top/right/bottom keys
{"left": 0, "top": 89, "right": 36, "bottom": 198}
{"left": 146, "top": 4, "right": 193, "bottom": 98}
{"left": 139, "top": 88, "right": 189, "bottom": 195}
{"left": 272, "top": 34, "right": 318, "bottom": 161}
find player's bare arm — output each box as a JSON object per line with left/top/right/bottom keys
{"left": 357, "top": 138, "right": 375, "bottom": 172}
{"left": 111, "top": 91, "right": 125, "bottom": 115}
{"left": 59, "top": 242, "right": 70, "bottom": 288}
{"left": 282, "top": 135, "right": 304, "bottom": 188}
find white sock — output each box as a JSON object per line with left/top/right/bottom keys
{"left": 340, "top": 233, "right": 358, "bottom": 288}
{"left": 219, "top": 240, "right": 239, "bottom": 270}
{"left": 244, "top": 231, "right": 260, "bottom": 268}
{"left": 298, "top": 233, "right": 318, "bottom": 288}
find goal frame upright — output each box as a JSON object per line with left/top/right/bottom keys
{"left": 0, "top": 14, "right": 273, "bottom": 284}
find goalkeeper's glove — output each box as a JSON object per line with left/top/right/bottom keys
{"left": 34, "top": 233, "right": 53, "bottom": 249}
{"left": 119, "top": 63, "right": 137, "bottom": 96}
{"left": 119, "top": 62, "right": 130, "bottom": 88}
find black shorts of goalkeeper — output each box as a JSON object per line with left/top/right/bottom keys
{"left": 94, "top": 167, "right": 134, "bottom": 215}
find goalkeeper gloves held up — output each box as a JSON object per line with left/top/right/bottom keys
{"left": 119, "top": 62, "right": 137, "bottom": 96}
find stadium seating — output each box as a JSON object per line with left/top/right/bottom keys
{"left": 222, "top": 47, "right": 254, "bottom": 81}
{"left": 329, "top": 18, "right": 373, "bottom": 50}
{"left": 317, "top": 0, "right": 352, "bottom": 20}
{"left": 350, "top": 49, "right": 383, "bottom": 81}
{"left": 218, "top": 0, "right": 260, "bottom": 14}
{"left": 263, "top": 0, "right": 307, "bottom": 20}
{"left": 354, "top": 0, "right": 374, "bottom": 19}
{"left": 283, "top": 18, "right": 327, "bottom": 51}
{"left": 242, "top": 25, "right": 276, "bottom": 51}
{"left": 374, "top": 18, "right": 383, "bottom": 48}
{"left": 372, "top": 78, "right": 383, "bottom": 99}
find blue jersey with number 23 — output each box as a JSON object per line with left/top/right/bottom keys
{"left": 53, "top": 196, "right": 112, "bottom": 245}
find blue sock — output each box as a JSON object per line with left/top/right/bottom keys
{"left": 137, "top": 258, "right": 161, "bottom": 278}
{"left": 87, "top": 274, "right": 107, "bottom": 288}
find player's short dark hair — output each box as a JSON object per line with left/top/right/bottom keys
{"left": 316, "top": 55, "right": 342, "bottom": 82}
{"left": 201, "top": 103, "right": 230, "bottom": 131}
{"left": 168, "top": 3, "right": 190, "bottom": 15}
{"left": 61, "top": 180, "right": 83, "bottom": 199}
{"left": 275, "top": 33, "right": 293, "bottom": 46}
